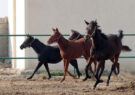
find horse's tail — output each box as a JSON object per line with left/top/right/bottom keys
{"left": 118, "top": 30, "right": 124, "bottom": 40}
{"left": 122, "top": 45, "right": 132, "bottom": 51}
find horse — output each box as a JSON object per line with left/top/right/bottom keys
{"left": 84, "top": 20, "right": 131, "bottom": 88}
{"left": 20, "top": 35, "right": 82, "bottom": 79}
{"left": 69, "top": 30, "right": 97, "bottom": 75}
{"left": 69, "top": 30, "right": 130, "bottom": 77}
{"left": 47, "top": 28, "right": 95, "bottom": 82}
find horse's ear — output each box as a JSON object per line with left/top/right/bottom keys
{"left": 27, "top": 34, "right": 30, "bottom": 37}
{"left": 56, "top": 28, "right": 59, "bottom": 32}
{"left": 71, "top": 29, "right": 77, "bottom": 33}
{"left": 27, "top": 34, "right": 33, "bottom": 38}
{"left": 71, "top": 29, "right": 75, "bottom": 33}
{"left": 52, "top": 28, "right": 55, "bottom": 31}
{"left": 94, "top": 19, "right": 100, "bottom": 27}
{"left": 94, "top": 19, "right": 97, "bottom": 24}
{"left": 84, "top": 20, "right": 89, "bottom": 25}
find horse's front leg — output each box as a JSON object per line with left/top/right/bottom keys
{"left": 107, "top": 57, "right": 119, "bottom": 86}
{"left": 61, "top": 59, "right": 67, "bottom": 83}
{"left": 44, "top": 63, "right": 51, "bottom": 79}
{"left": 27, "top": 62, "right": 43, "bottom": 80}
{"left": 93, "top": 61, "right": 105, "bottom": 89}
{"left": 111, "top": 58, "right": 120, "bottom": 75}
{"left": 83, "top": 58, "right": 93, "bottom": 81}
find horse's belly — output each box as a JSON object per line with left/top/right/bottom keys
{"left": 61, "top": 51, "right": 82, "bottom": 59}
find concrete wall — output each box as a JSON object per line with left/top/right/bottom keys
{"left": 12, "top": 0, "right": 135, "bottom": 72}
{"left": 0, "top": 17, "right": 9, "bottom": 63}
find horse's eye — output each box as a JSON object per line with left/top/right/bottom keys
{"left": 86, "top": 27, "right": 89, "bottom": 30}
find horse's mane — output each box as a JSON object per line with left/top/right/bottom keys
{"left": 97, "top": 29, "right": 108, "bottom": 40}
{"left": 34, "top": 39, "right": 46, "bottom": 49}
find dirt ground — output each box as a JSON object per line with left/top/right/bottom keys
{"left": 0, "top": 68, "right": 135, "bottom": 95}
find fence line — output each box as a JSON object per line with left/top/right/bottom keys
{"left": 0, "top": 34, "right": 135, "bottom": 36}
{"left": 0, "top": 34, "right": 135, "bottom": 59}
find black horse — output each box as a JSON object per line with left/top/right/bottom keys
{"left": 84, "top": 20, "right": 131, "bottom": 88}
{"left": 69, "top": 29, "right": 130, "bottom": 76}
{"left": 20, "top": 35, "right": 82, "bottom": 79}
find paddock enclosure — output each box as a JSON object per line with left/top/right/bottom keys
{"left": 7, "top": 0, "right": 135, "bottom": 73}
{"left": 0, "top": 0, "right": 133, "bottom": 94}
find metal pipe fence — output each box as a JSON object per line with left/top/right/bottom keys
{"left": 0, "top": 34, "right": 135, "bottom": 59}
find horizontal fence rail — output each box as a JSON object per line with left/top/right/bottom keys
{"left": 0, "top": 33, "right": 135, "bottom": 59}
{"left": 0, "top": 34, "right": 135, "bottom": 36}
{"left": 0, "top": 56, "right": 135, "bottom": 59}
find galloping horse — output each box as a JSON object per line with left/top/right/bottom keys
{"left": 20, "top": 35, "right": 82, "bottom": 79}
{"left": 47, "top": 28, "right": 95, "bottom": 82}
{"left": 84, "top": 20, "right": 131, "bottom": 88}
{"left": 69, "top": 30, "right": 131, "bottom": 77}
{"left": 69, "top": 30, "right": 97, "bottom": 74}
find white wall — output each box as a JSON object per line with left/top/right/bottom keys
{"left": 8, "top": 0, "right": 25, "bottom": 70}
{"left": 9, "top": 0, "right": 135, "bottom": 72}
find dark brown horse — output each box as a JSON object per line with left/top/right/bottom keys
{"left": 84, "top": 20, "right": 131, "bottom": 88}
{"left": 69, "top": 30, "right": 97, "bottom": 75}
{"left": 68, "top": 30, "right": 129, "bottom": 76}
{"left": 47, "top": 28, "right": 95, "bottom": 82}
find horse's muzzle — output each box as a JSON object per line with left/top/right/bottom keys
{"left": 20, "top": 45, "right": 24, "bottom": 49}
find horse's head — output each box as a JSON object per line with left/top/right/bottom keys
{"left": 84, "top": 20, "right": 100, "bottom": 37}
{"left": 68, "top": 30, "right": 82, "bottom": 40}
{"left": 20, "top": 35, "right": 35, "bottom": 49}
{"left": 47, "top": 28, "right": 62, "bottom": 44}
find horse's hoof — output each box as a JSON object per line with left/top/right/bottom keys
{"left": 83, "top": 77, "right": 88, "bottom": 81}
{"left": 106, "top": 82, "right": 109, "bottom": 86}
{"left": 60, "top": 78, "right": 65, "bottom": 83}
{"left": 27, "top": 77, "right": 32, "bottom": 80}
{"left": 78, "top": 73, "right": 82, "bottom": 78}
{"left": 93, "top": 84, "right": 97, "bottom": 89}
{"left": 99, "top": 79, "right": 103, "bottom": 83}
{"left": 48, "top": 77, "right": 51, "bottom": 80}
{"left": 73, "top": 75, "right": 77, "bottom": 79}
{"left": 93, "top": 86, "right": 96, "bottom": 89}
{"left": 79, "top": 73, "right": 82, "bottom": 76}
{"left": 48, "top": 76, "right": 51, "bottom": 80}
{"left": 88, "top": 76, "right": 91, "bottom": 79}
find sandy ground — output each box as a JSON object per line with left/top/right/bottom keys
{"left": 0, "top": 68, "right": 135, "bottom": 95}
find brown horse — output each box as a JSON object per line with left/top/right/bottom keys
{"left": 84, "top": 20, "right": 131, "bottom": 88}
{"left": 47, "top": 28, "right": 96, "bottom": 82}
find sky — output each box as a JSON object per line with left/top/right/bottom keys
{"left": 0, "top": 0, "right": 8, "bottom": 17}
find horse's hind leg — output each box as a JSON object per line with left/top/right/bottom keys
{"left": 106, "top": 64, "right": 115, "bottom": 86}
{"left": 70, "top": 59, "right": 82, "bottom": 78}
{"left": 111, "top": 58, "right": 120, "bottom": 75}
{"left": 107, "top": 57, "right": 118, "bottom": 86}
{"left": 27, "top": 62, "right": 43, "bottom": 80}
{"left": 66, "top": 60, "right": 76, "bottom": 78}
{"left": 44, "top": 63, "right": 51, "bottom": 79}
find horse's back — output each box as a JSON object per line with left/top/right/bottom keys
{"left": 40, "top": 45, "right": 62, "bottom": 63}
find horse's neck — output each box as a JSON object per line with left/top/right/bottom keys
{"left": 31, "top": 39, "right": 46, "bottom": 54}
{"left": 93, "top": 30, "right": 107, "bottom": 50}
{"left": 57, "top": 36, "right": 69, "bottom": 51}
